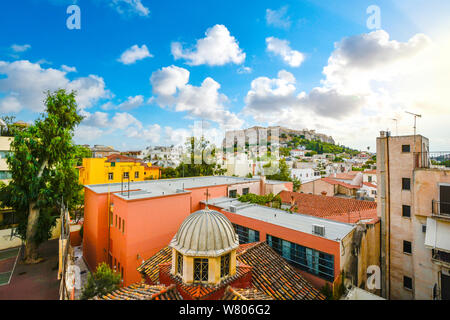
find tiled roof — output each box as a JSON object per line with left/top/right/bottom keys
{"left": 222, "top": 286, "right": 273, "bottom": 300}
{"left": 159, "top": 262, "right": 253, "bottom": 300}
{"left": 236, "top": 242, "right": 325, "bottom": 300}
{"left": 321, "top": 177, "right": 360, "bottom": 189}
{"left": 362, "top": 182, "right": 377, "bottom": 188}
{"left": 363, "top": 170, "right": 377, "bottom": 174}
{"left": 93, "top": 283, "right": 182, "bottom": 300}
{"left": 137, "top": 246, "right": 172, "bottom": 283}
{"left": 138, "top": 242, "right": 324, "bottom": 300}
{"left": 279, "top": 191, "right": 377, "bottom": 224}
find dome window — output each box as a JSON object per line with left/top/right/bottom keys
{"left": 176, "top": 251, "right": 183, "bottom": 276}
{"left": 220, "top": 253, "right": 230, "bottom": 278}
{"left": 194, "top": 258, "right": 209, "bottom": 283}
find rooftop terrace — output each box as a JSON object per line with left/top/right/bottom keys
{"left": 85, "top": 176, "right": 262, "bottom": 200}
{"left": 205, "top": 197, "right": 355, "bottom": 242}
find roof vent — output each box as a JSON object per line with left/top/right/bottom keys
{"left": 229, "top": 205, "right": 237, "bottom": 213}
{"left": 312, "top": 224, "right": 325, "bottom": 237}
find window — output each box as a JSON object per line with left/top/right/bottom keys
{"left": 403, "top": 240, "right": 412, "bottom": 254}
{"left": 122, "top": 220, "right": 125, "bottom": 234}
{"left": 233, "top": 224, "right": 260, "bottom": 244}
{"left": 220, "top": 254, "right": 230, "bottom": 278}
{"left": 266, "top": 234, "right": 334, "bottom": 282}
{"left": 123, "top": 172, "right": 129, "bottom": 179}
{"left": 193, "top": 258, "right": 208, "bottom": 282}
{"left": 402, "top": 205, "right": 411, "bottom": 217}
{"left": 109, "top": 210, "right": 113, "bottom": 226}
{"left": 402, "top": 145, "right": 411, "bottom": 153}
{"left": 108, "top": 172, "right": 114, "bottom": 181}
{"left": 135, "top": 171, "right": 139, "bottom": 179}
{"left": 176, "top": 252, "right": 183, "bottom": 276}
{"left": 110, "top": 162, "right": 115, "bottom": 167}
{"left": 402, "top": 178, "right": 411, "bottom": 190}
{"left": 119, "top": 217, "right": 121, "bottom": 229}
{"left": 242, "top": 188, "right": 249, "bottom": 195}
{"left": 368, "top": 176, "right": 372, "bottom": 183}
{"left": 229, "top": 189, "right": 237, "bottom": 198}
{"left": 404, "top": 276, "right": 413, "bottom": 290}
{"left": 422, "top": 225, "right": 426, "bottom": 233}
{"left": 115, "top": 215, "right": 117, "bottom": 227}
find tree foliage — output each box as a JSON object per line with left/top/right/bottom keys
{"left": 81, "top": 263, "right": 121, "bottom": 300}
{"left": 0, "top": 89, "right": 83, "bottom": 262}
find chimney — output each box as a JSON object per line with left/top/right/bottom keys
{"left": 260, "top": 175, "right": 266, "bottom": 195}
{"left": 321, "top": 191, "right": 327, "bottom": 196}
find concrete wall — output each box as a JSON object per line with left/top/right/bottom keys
{"left": 301, "top": 179, "right": 335, "bottom": 196}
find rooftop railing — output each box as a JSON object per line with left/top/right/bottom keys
{"left": 414, "top": 152, "right": 450, "bottom": 169}
{"left": 432, "top": 200, "right": 450, "bottom": 219}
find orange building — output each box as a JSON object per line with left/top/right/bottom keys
{"left": 82, "top": 176, "right": 293, "bottom": 286}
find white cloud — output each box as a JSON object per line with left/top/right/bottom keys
{"left": 0, "top": 96, "right": 22, "bottom": 113}
{"left": 110, "top": 0, "right": 150, "bottom": 17}
{"left": 0, "top": 60, "right": 110, "bottom": 112}
{"left": 11, "top": 44, "right": 31, "bottom": 53}
{"left": 150, "top": 65, "right": 243, "bottom": 129}
{"left": 74, "top": 125, "right": 103, "bottom": 142}
{"left": 61, "top": 65, "right": 77, "bottom": 73}
{"left": 237, "top": 66, "right": 252, "bottom": 74}
{"left": 171, "top": 25, "right": 245, "bottom": 66}
{"left": 118, "top": 44, "right": 153, "bottom": 65}
{"left": 244, "top": 70, "right": 362, "bottom": 119}
{"left": 266, "top": 6, "right": 291, "bottom": 29}
{"left": 245, "top": 30, "right": 450, "bottom": 150}
{"left": 117, "top": 95, "right": 145, "bottom": 110}
{"left": 266, "top": 37, "right": 305, "bottom": 67}
{"left": 111, "top": 112, "right": 142, "bottom": 130}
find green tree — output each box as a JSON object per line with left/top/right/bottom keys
{"left": 74, "top": 145, "right": 92, "bottom": 166}
{"left": 292, "top": 177, "right": 301, "bottom": 192}
{"left": 266, "top": 158, "right": 291, "bottom": 181}
{"left": 81, "top": 263, "right": 121, "bottom": 300}
{"left": 176, "top": 136, "right": 226, "bottom": 177}
{"left": 0, "top": 89, "right": 83, "bottom": 263}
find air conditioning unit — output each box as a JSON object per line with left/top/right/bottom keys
{"left": 312, "top": 224, "right": 325, "bottom": 237}
{"left": 229, "top": 206, "right": 237, "bottom": 213}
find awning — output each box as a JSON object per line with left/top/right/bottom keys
{"left": 424, "top": 217, "right": 450, "bottom": 253}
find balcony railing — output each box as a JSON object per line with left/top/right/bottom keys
{"left": 414, "top": 152, "right": 450, "bottom": 169}
{"left": 432, "top": 249, "right": 450, "bottom": 265}
{"left": 432, "top": 200, "right": 450, "bottom": 219}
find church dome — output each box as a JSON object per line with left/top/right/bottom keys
{"left": 170, "top": 208, "right": 239, "bottom": 257}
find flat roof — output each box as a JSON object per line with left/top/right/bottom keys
{"left": 85, "top": 176, "right": 263, "bottom": 200}
{"left": 205, "top": 197, "right": 355, "bottom": 242}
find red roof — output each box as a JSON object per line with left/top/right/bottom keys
{"left": 279, "top": 190, "right": 378, "bottom": 224}
{"left": 105, "top": 153, "right": 142, "bottom": 163}
{"left": 362, "top": 182, "right": 377, "bottom": 188}
{"left": 364, "top": 170, "right": 377, "bottom": 174}
{"left": 321, "top": 177, "right": 360, "bottom": 189}
{"left": 332, "top": 172, "right": 358, "bottom": 180}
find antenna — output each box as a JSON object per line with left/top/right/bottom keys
{"left": 392, "top": 118, "right": 398, "bottom": 136}
{"left": 405, "top": 111, "right": 422, "bottom": 137}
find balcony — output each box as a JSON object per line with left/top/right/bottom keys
{"left": 432, "top": 249, "right": 450, "bottom": 267}
{"left": 432, "top": 200, "right": 450, "bottom": 220}
{"left": 414, "top": 152, "right": 450, "bottom": 169}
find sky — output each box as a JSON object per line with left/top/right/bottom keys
{"left": 1, "top": 0, "right": 450, "bottom": 151}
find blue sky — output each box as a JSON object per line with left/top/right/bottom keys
{"left": 1, "top": 0, "right": 450, "bottom": 151}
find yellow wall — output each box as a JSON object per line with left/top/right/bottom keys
{"left": 78, "top": 158, "right": 157, "bottom": 185}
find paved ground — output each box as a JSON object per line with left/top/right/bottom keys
{"left": 0, "top": 240, "right": 60, "bottom": 300}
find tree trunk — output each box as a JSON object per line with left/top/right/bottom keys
{"left": 23, "top": 202, "right": 42, "bottom": 264}
{"left": 23, "top": 158, "right": 48, "bottom": 264}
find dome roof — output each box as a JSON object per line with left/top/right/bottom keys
{"left": 170, "top": 209, "right": 239, "bottom": 257}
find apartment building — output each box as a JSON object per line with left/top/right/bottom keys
{"left": 82, "top": 176, "right": 292, "bottom": 286}
{"left": 377, "top": 132, "right": 450, "bottom": 300}
{"left": 0, "top": 135, "right": 12, "bottom": 183}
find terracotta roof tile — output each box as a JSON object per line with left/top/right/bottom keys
{"left": 93, "top": 283, "right": 182, "bottom": 300}
{"left": 137, "top": 246, "right": 172, "bottom": 283}
{"left": 236, "top": 242, "right": 325, "bottom": 300}
{"left": 222, "top": 286, "right": 273, "bottom": 300}
{"left": 279, "top": 191, "right": 377, "bottom": 224}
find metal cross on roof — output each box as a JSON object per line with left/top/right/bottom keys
{"left": 204, "top": 188, "right": 211, "bottom": 209}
